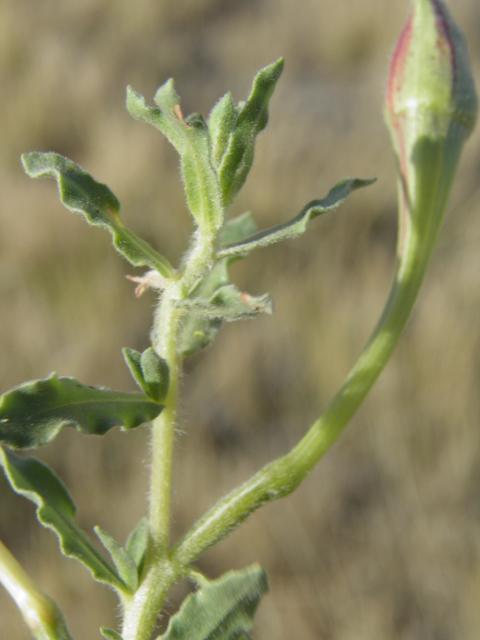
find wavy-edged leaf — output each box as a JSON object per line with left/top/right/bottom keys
{"left": 100, "top": 628, "right": 125, "bottom": 640}
{"left": 125, "top": 516, "right": 149, "bottom": 573}
{"left": 94, "top": 527, "right": 138, "bottom": 593}
{"left": 217, "top": 177, "right": 377, "bottom": 260}
{"left": 126, "top": 85, "right": 223, "bottom": 230}
{"left": 0, "top": 448, "right": 127, "bottom": 593}
{"left": 217, "top": 58, "right": 285, "bottom": 207}
{"left": 21, "top": 152, "right": 174, "bottom": 277}
{"left": 177, "top": 285, "right": 273, "bottom": 321}
{"left": 123, "top": 348, "right": 170, "bottom": 403}
{"left": 0, "top": 373, "right": 163, "bottom": 449}
{"left": 158, "top": 564, "right": 269, "bottom": 640}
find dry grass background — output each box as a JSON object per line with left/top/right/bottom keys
{"left": 1, "top": 0, "right": 480, "bottom": 638}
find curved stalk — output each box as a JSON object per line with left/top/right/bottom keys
{"left": 170, "top": 135, "right": 459, "bottom": 569}
{"left": 123, "top": 3, "right": 478, "bottom": 633}
{"left": 0, "top": 538, "right": 72, "bottom": 640}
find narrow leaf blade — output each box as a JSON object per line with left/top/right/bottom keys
{"left": 21, "top": 152, "right": 174, "bottom": 276}
{"left": 122, "top": 348, "right": 146, "bottom": 394}
{"left": 140, "top": 348, "right": 170, "bottom": 403}
{"left": 217, "top": 177, "right": 377, "bottom": 259}
{"left": 126, "top": 83, "right": 183, "bottom": 154}
{"left": 158, "top": 564, "right": 269, "bottom": 640}
{"left": 125, "top": 516, "right": 150, "bottom": 571}
{"left": 0, "top": 448, "right": 127, "bottom": 593}
{"left": 95, "top": 527, "right": 138, "bottom": 593}
{"left": 218, "top": 58, "right": 285, "bottom": 206}
{"left": 127, "top": 85, "right": 223, "bottom": 230}
{"left": 21, "top": 151, "right": 120, "bottom": 220}
{"left": 177, "top": 285, "right": 273, "bottom": 321}
{"left": 0, "top": 373, "right": 163, "bottom": 449}
{"left": 123, "top": 348, "right": 170, "bottom": 402}
{"left": 208, "top": 92, "right": 238, "bottom": 168}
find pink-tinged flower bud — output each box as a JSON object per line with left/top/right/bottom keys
{"left": 385, "top": 0, "right": 477, "bottom": 259}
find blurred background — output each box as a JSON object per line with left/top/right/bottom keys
{"left": 2, "top": 0, "right": 480, "bottom": 638}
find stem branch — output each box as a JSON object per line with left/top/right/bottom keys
{"left": 172, "top": 193, "right": 443, "bottom": 568}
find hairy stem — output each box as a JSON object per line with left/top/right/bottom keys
{"left": 149, "top": 291, "right": 182, "bottom": 553}
{"left": 171, "top": 174, "right": 445, "bottom": 568}
{"left": 121, "top": 225, "right": 219, "bottom": 640}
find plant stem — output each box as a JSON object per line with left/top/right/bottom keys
{"left": 121, "top": 556, "right": 179, "bottom": 640}
{"left": 121, "top": 226, "right": 219, "bottom": 640}
{"left": 149, "top": 291, "right": 182, "bottom": 553}
{"left": 121, "top": 286, "right": 182, "bottom": 640}
{"left": 0, "top": 538, "right": 72, "bottom": 640}
{"left": 171, "top": 174, "right": 446, "bottom": 568}
{"left": 148, "top": 226, "right": 218, "bottom": 551}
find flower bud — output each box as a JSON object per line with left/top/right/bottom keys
{"left": 385, "top": 0, "right": 477, "bottom": 258}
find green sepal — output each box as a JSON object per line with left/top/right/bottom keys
{"left": 217, "top": 177, "right": 377, "bottom": 259}
{"left": 217, "top": 58, "right": 285, "bottom": 207}
{"left": 94, "top": 527, "right": 138, "bottom": 593}
{"left": 125, "top": 516, "right": 150, "bottom": 573}
{"left": 208, "top": 92, "right": 238, "bottom": 169}
{"left": 177, "top": 212, "right": 259, "bottom": 357}
{"left": 177, "top": 285, "right": 273, "bottom": 321}
{"left": 126, "top": 85, "right": 223, "bottom": 231}
{"left": 100, "top": 629, "right": 125, "bottom": 640}
{"left": 0, "top": 373, "right": 163, "bottom": 449}
{"left": 123, "top": 347, "right": 170, "bottom": 403}
{"left": 157, "top": 563, "right": 269, "bottom": 640}
{"left": 21, "top": 152, "right": 174, "bottom": 277}
{"left": 0, "top": 448, "right": 128, "bottom": 593}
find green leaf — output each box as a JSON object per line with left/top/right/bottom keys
{"left": 100, "top": 629, "right": 125, "bottom": 640}
{"left": 0, "top": 373, "right": 163, "bottom": 449}
{"left": 21, "top": 152, "right": 174, "bottom": 277}
{"left": 177, "top": 285, "right": 273, "bottom": 321}
{"left": 140, "top": 348, "right": 170, "bottom": 402}
{"left": 208, "top": 92, "right": 238, "bottom": 169}
{"left": 94, "top": 527, "right": 138, "bottom": 593}
{"left": 123, "top": 347, "right": 170, "bottom": 403}
{"left": 217, "top": 58, "right": 285, "bottom": 207}
{"left": 125, "top": 516, "right": 149, "bottom": 572}
{"left": 0, "top": 448, "right": 127, "bottom": 593}
{"left": 126, "top": 84, "right": 223, "bottom": 231}
{"left": 121, "top": 349, "right": 144, "bottom": 392}
{"left": 157, "top": 564, "right": 269, "bottom": 640}
{"left": 217, "top": 177, "right": 376, "bottom": 260}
